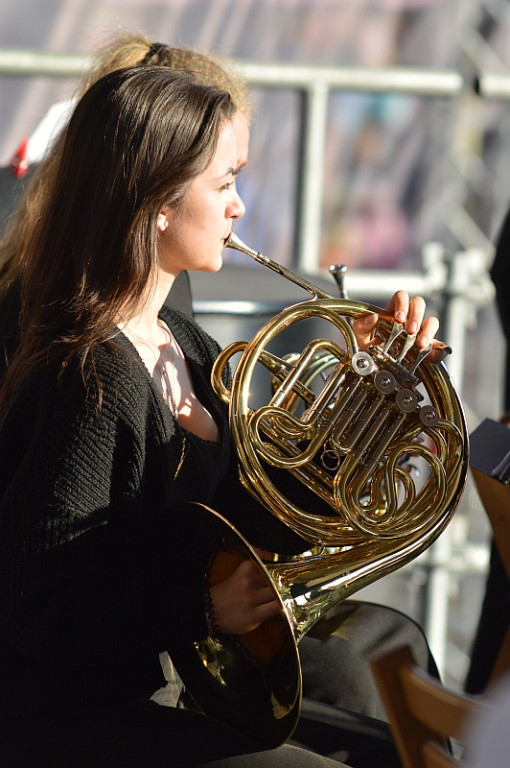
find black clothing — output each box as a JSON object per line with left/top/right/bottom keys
{"left": 0, "top": 310, "right": 221, "bottom": 715}
{"left": 0, "top": 280, "right": 20, "bottom": 376}
{"left": 490, "top": 206, "right": 510, "bottom": 411}
{"left": 0, "top": 296, "right": 440, "bottom": 766}
{"left": 465, "top": 540, "right": 510, "bottom": 694}
{"left": 0, "top": 307, "right": 309, "bottom": 716}
{"left": 0, "top": 308, "right": 348, "bottom": 767}
{"left": 465, "top": 209, "right": 510, "bottom": 694}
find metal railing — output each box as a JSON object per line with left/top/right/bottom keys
{"left": 1, "top": 51, "right": 496, "bottom": 378}
{"left": 0, "top": 49, "right": 470, "bottom": 275}
{"left": 0, "top": 48, "right": 504, "bottom": 272}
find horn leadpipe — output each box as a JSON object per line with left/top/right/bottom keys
{"left": 225, "top": 231, "right": 336, "bottom": 301}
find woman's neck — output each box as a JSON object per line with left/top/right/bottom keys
{"left": 118, "top": 271, "right": 175, "bottom": 343}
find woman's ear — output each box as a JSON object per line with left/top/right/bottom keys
{"left": 157, "top": 208, "right": 170, "bottom": 232}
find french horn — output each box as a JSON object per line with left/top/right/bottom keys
{"left": 171, "top": 233, "right": 469, "bottom": 748}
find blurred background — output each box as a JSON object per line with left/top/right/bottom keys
{"left": 1, "top": 0, "right": 510, "bottom": 690}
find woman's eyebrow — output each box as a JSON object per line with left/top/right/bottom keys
{"left": 216, "top": 166, "right": 241, "bottom": 181}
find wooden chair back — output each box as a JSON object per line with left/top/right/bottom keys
{"left": 370, "top": 644, "right": 491, "bottom": 768}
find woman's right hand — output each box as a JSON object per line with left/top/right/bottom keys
{"left": 209, "top": 558, "right": 280, "bottom": 635}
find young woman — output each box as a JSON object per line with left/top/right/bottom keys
{"left": 2, "top": 36, "right": 437, "bottom": 765}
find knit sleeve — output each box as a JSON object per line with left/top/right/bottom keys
{"left": 0, "top": 353, "right": 208, "bottom": 670}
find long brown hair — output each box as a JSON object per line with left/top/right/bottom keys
{"left": 0, "top": 66, "right": 234, "bottom": 411}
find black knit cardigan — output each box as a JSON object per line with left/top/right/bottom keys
{"left": 0, "top": 306, "right": 305, "bottom": 719}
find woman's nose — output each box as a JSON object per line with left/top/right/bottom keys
{"left": 230, "top": 191, "right": 245, "bottom": 220}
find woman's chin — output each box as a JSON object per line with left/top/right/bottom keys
{"left": 202, "top": 255, "right": 224, "bottom": 273}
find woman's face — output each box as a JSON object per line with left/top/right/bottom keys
{"left": 157, "top": 119, "right": 245, "bottom": 277}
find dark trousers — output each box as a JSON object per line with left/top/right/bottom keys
{"left": 1, "top": 600, "right": 436, "bottom": 768}
{"left": 1, "top": 702, "right": 349, "bottom": 768}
